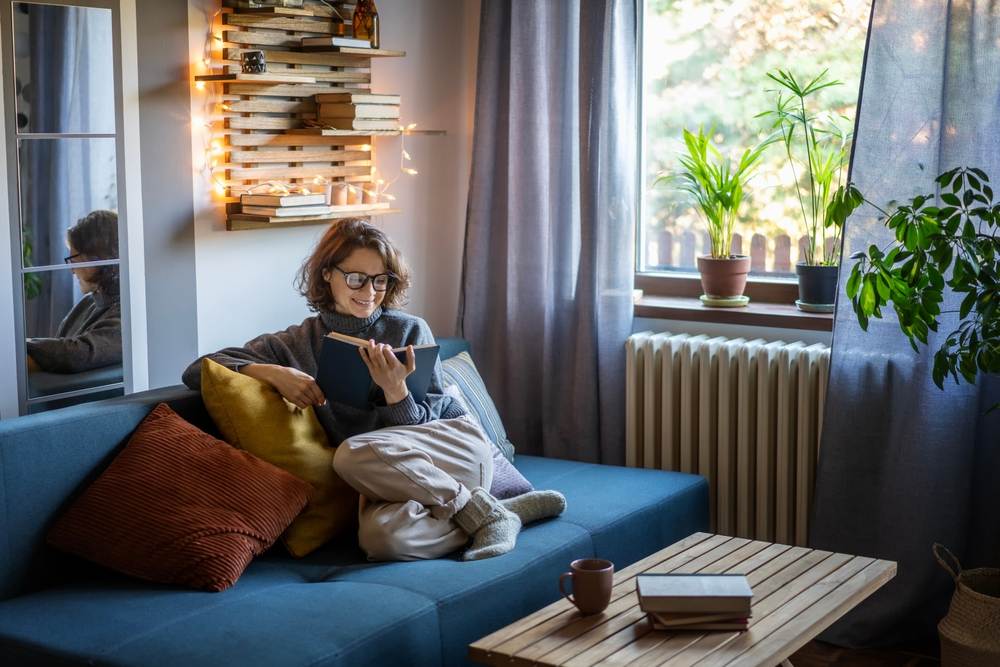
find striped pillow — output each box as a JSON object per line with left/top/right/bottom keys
{"left": 441, "top": 351, "right": 516, "bottom": 461}
{"left": 47, "top": 403, "right": 311, "bottom": 592}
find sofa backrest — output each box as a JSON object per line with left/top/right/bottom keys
{"left": 0, "top": 338, "right": 469, "bottom": 600}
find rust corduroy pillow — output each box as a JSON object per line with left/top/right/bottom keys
{"left": 47, "top": 403, "right": 312, "bottom": 592}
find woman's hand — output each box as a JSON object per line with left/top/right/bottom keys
{"left": 360, "top": 341, "right": 415, "bottom": 405}
{"left": 242, "top": 363, "right": 326, "bottom": 410}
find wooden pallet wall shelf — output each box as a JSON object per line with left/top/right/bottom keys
{"left": 197, "top": 0, "right": 436, "bottom": 231}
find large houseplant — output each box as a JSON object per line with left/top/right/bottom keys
{"left": 847, "top": 166, "right": 999, "bottom": 397}
{"left": 760, "top": 69, "right": 864, "bottom": 311}
{"left": 655, "top": 126, "right": 772, "bottom": 306}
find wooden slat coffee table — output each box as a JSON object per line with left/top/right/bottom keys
{"left": 469, "top": 532, "right": 896, "bottom": 666}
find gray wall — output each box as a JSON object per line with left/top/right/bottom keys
{"left": 136, "top": 0, "right": 198, "bottom": 388}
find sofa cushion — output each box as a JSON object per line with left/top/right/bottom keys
{"left": 46, "top": 404, "right": 312, "bottom": 592}
{"left": 0, "top": 575, "right": 440, "bottom": 667}
{"left": 200, "top": 359, "right": 359, "bottom": 557}
{"left": 441, "top": 351, "right": 516, "bottom": 461}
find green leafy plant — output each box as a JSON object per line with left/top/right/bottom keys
{"left": 758, "top": 69, "right": 861, "bottom": 265}
{"left": 654, "top": 126, "right": 773, "bottom": 259}
{"left": 847, "top": 166, "right": 999, "bottom": 396}
{"left": 22, "top": 225, "right": 41, "bottom": 300}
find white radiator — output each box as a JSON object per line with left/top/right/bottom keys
{"left": 626, "top": 332, "right": 830, "bottom": 546}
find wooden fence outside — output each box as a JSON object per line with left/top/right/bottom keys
{"left": 650, "top": 230, "right": 840, "bottom": 273}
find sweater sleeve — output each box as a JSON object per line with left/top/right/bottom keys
{"left": 376, "top": 319, "right": 466, "bottom": 427}
{"left": 26, "top": 303, "right": 122, "bottom": 373}
{"left": 181, "top": 321, "right": 313, "bottom": 389}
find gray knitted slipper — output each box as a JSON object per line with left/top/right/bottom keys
{"left": 454, "top": 487, "right": 522, "bottom": 561}
{"left": 501, "top": 490, "right": 567, "bottom": 525}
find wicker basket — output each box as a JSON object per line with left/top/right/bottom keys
{"left": 934, "top": 543, "right": 1000, "bottom": 667}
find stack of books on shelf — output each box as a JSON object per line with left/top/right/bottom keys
{"left": 301, "top": 36, "right": 373, "bottom": 51}
{"left": 235, "top": 192, "right": 333, "bottom": 224}
{"left": 636, "top": 573, "right": 753, "bottom": 631}
{"left": 314, "top": 92, "right": 401, "bottom": 131}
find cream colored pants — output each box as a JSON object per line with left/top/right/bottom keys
{"left": 332, "top": 415, "right": 494, "bottom": 561}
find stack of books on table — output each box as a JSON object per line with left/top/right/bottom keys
{"left": 636, "top": 573, "right": 753, "bottom": 631}
{"left": 314, "top": 93, "right": 401, "bottom": 132}
{"left": 236, "top": 193, "right": 333, "bottom": 223}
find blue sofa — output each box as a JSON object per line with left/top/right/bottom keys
{"left": 0, "top": 339, "right": 708, "bottom": 666}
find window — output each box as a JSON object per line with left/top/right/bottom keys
{"left": 639, "top": 0, "right": 871, "bottom": 279}
{"left": 2, "top": 0, "right": 137, "bottom": 415}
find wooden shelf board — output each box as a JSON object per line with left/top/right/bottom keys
{"left": 290, "top": 128, "right": 401, "bottom": 136}
{"left": 228, "top": 208, "right": 400, "bottom": 231}
{"left": 288, "top": 128, "right": 449, "bottom": 137}
{"left": 302, "top": 47, "right": 405, "bottom": 57}
{"left": 196, "top": 73, "right": 317, "bottom": 84}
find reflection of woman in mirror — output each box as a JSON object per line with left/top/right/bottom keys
{"left": 26, "top": 210, "right": 122, "bottom": 373}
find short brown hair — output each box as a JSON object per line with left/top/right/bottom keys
{"left": 68, "top": 210, "right": 119, "bottom": 296}
{"left": 296, "top": 218, "right": 410, "bottom": 312}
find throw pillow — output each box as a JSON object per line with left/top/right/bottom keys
{"left": 441, "top": 351, "right": 516, "bottom": 461}
{"left": 47, "top": 403, "right": 311, "bottom": 592}
{"left": 442, "top": 370, "right": 532, "bottom": 499}
{"left": 200, "top": 359, "right": 359, "bottom": 557}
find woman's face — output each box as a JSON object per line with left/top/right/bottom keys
{"left": 67, "top": 242, "right": 100, "bottom": 293}
{"left": 323, "top": 247, "right": 387, "bottom": 319}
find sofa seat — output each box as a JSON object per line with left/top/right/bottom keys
{"left": 0, "top": 574, "right": 442, "bottom": 666}
{"left": 0, "top": 456, "right": 707, "bottom": 667}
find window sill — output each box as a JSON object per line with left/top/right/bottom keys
{"left": 633, "top": 273, "right": 833, "bottom": 331}
{"left": 634, "top": 295, "right": 833, "bottom": 331}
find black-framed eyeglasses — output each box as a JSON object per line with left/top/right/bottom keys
{"left": 63, "top": 253, "right": 83, "bottom": 264}
{"left": 333, "top": 266, "right": 396, "bottom": 291}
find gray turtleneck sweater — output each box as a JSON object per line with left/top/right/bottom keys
{"left": 27, "top": 291, "right": 122, "bottom": 373}
{"left": 181, "top": 307, "right": 465, "bottom": 445}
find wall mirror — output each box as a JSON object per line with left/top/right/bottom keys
{"left": 4, "top": 1, "right": 127, "bottom": 415}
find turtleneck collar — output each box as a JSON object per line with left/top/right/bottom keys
{"left": 91, "top": 290, "right": 118, "bottom": 309}
{"left": 320, "top": 306, "right": 383, "bottom": 334}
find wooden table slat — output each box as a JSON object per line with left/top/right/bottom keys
{"left": 713, "top": 559, "right": 896, "bottom": 667}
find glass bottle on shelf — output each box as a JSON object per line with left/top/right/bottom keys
{"left": 352, "top": 0, "right": 379, "bottom": 48}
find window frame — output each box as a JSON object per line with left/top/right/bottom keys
{"left": 634, "top": 0, "right": 836, "bottom": 330}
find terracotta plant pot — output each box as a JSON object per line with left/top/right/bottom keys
{"left": 796, "top": 263, "right": 839, "bottom": 307}
{"left": 696, "top": 255, "right": 751, "bottom": 299}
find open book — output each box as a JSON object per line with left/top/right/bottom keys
{"left": 316, "top": 331, "right": 439, "bottom": 410}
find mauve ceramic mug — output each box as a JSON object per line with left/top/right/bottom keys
{"left": 559, "top": 558, "right": 614, "bottom": 614}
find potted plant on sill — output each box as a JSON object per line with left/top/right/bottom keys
{"left": 759, "top": 69, "right": 864, "bottom": 312}
{"left": 847, "top": 165, "right": 999, "bottom": 399}
{"left": 654, "top": 126, "right": 773, "bottom": 307}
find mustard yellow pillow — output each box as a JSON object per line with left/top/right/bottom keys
{"left": 200, "top": 359, "right": 358, "bottom": 557}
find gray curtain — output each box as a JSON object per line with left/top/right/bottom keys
{"left": 810, "top": 0, "right": 1000, "bottom": 647}
{"left": 458, "top": 0, "right": 637, "bottom": 464}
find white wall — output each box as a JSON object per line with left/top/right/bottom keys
{"left": 187, "top": 0, "right": 480, "bottom": 354}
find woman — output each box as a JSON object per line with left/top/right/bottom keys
{"left": 183, "top": 219, "right": 563, "bottom": 561}
{"left": 27, "top": 210, "right": 122, "bottom": 374}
